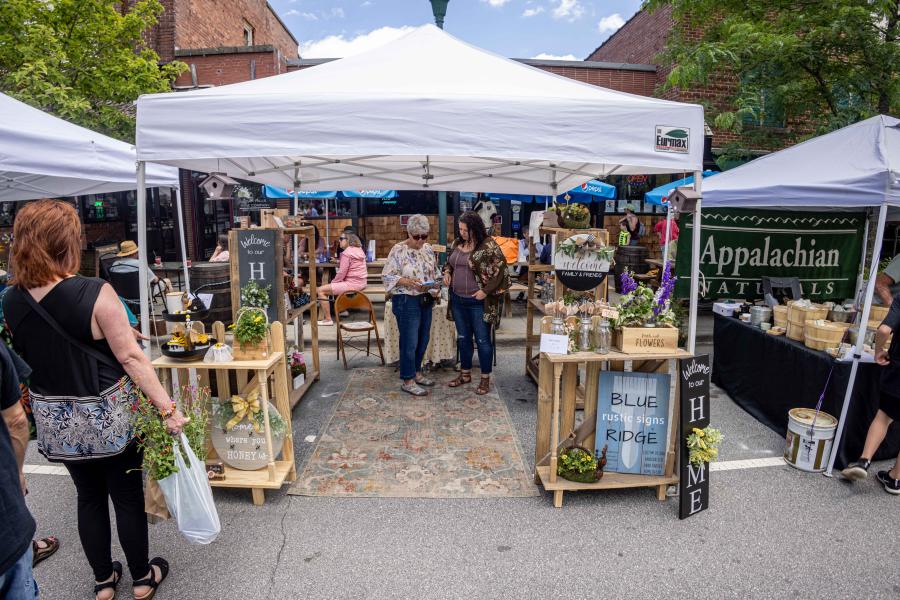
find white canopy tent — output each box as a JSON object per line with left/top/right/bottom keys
{"left": 0, "top": 92, "right": 190, "bottom": 291}
{"left": 135, "top": 24, "right": 705, "bottom": 346}
{"left": 701, "top": 115, "right": 900, "bottom": 476}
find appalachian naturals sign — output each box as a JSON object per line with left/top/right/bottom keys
{"left": 675, "top": 209, "right": 864, "bottom": 300}
{"left": 655, "top": 125, "right": 690, "bottom": 154}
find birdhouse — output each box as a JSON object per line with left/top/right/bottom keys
{"left": 670, "top": 188, "right": 701, "bottom": 214}
{"left": 199, "top": 172, "right": 238, "bottom": 200}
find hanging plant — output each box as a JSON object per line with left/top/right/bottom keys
{"left": 686, "top": 426, "right": 724, "bottom": 467}
{"left": 240, "top": 281, "right": 271, "bottom": 309}
{"left": 232, "top": 307, "right": 268, "bottom": 346}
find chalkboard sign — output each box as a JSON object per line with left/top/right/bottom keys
{"left": 679, "top": 355, "right": 711, "bottom": 520}
{"left": 231, "top": 229, "right": 283, "bottom": 323}
{"left": 595, "top": 371, "right": 671, "bottom": 475}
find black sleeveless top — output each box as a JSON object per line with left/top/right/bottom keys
{"left": 3, "top": 277, "right": 125, "bottom": 396}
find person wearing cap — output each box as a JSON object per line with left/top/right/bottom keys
{"left": 109, "top": 240, "right": 170, "bottom": 296}
{"left": 618, "top": 205, "right": 644, "bottom": 247}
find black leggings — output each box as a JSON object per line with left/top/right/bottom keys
{"left": 64, "top": 443, "right": 149, "bottom": 581}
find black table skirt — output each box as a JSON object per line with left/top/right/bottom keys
{"left": 712, "top": 314, "right": 900, "bottom": 469}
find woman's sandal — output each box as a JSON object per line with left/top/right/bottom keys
{"left": 133, "top": 557, "right": 169, "bottom": 600}
{"left": 32, "top": 536, "right": 59, "bottom": 567}
{"left": 93, "top": 561, "right": 122, "bottom": 600}
{"left": 448, "top": 372, "right": 472, "bottom": 388}
{"left": 475, "top": 376, "right": 491, "bottom": 395}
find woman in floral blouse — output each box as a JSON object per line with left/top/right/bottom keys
{"left": 382, "top": 214, "right": 440, "bottom": 396}
{"left": 442, "top": 211, "right": 510, "bottom": 395}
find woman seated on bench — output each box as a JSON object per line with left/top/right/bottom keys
{"left": 317, "top": 233, "right": 367, "bottom": 326}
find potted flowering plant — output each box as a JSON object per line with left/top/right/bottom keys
{"left": 611, "top": 262, "right": 680, "bottom": 353}
{"left": 554, "top": 199, "right": 591, "bottom": 229}
{"left": 231, "top": 307, "right": 270, "bottom": 360}
{"left": 289, "top": 348, "right": 307, "bottom": 388}
{"left": 557, "top": 444, "right": 608, "bottom": 483}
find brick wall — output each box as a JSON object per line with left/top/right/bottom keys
{"left": 174, "top": 48, "right": 282, "bottom": 86}
{"left": 587, "top": 6, "right": 673, "bottom": 66}
{"left": 535, "top": 65, "right": 656, "bottom": 97}
{"left": 174, "top": 0, "right": 297, "bottom": 60}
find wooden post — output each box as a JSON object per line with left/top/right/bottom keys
{"left": 535, "top": 353, "right": 553, "bottom": 483}
{"left": 583, "top": 361, "right": 602, "bottom": 451}
{"left": 270, "top": 322, "right": 296, "bottom": 482}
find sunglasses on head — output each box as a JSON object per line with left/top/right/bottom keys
{"left": 411, "top": 234, "right": 428, "bottom": 241}
{"left": 339, "top": 236, "right": 347, "bottom": 241}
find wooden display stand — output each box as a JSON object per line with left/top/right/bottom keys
{"left": 153, "top": 321, "right": 295, "bottom": 506}
{"left": 535, "top": 348, "right": 691, "bottom": 508}
{"left": 229, "top": 226, "right": 320, "bottom": 408}
{"left": 525, "top": 227, "right": 610, "bottom": 384}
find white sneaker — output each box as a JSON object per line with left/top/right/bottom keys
{"left": 317, "top": 320, "right": 334, "bottom": 326}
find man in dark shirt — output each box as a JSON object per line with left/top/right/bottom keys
{"left": 841, "top": 293, "right": 900, "bottom": 494}
{"left": 0, "top": 343, "right": 39, "bottom": 598}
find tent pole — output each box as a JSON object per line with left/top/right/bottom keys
{"left": 438, "top": 191, "right": 448, "bottom": 247}
{"left": 325, "top": 197, "right": 330, "bottom": 259}
{"left": 293, "top": 182, "right": 300, "bottom": 345}
{"left": 687, "top": 171, "right": 703, "bottom": 355}
{"left": 855, "top": 209, "right": 871, "bottom": 301}
{"left": 175, "top": 186, "right": 191, "bottom": 295}
{"left": 826, "top": 202, "right": 888, "bottom": 476}
{"left": 136, "top": 162, "right": 150, "bottom": 355}
{"left": 662, "top": 204, "right": 673, "bottom": 268}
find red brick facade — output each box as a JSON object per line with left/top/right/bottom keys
{"left": 173, "top": 47, "right": 286, "bottom": 87}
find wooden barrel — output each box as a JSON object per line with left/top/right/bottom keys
{"left": 613, "top": 245, "right": 650, "bottom": 292}
{"left": 189, "top": 262, "right": 232, "bottom": 327}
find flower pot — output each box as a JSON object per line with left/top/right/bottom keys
{"left": 559, "top": 214, "right": 590, "bottom": 229}
{"left": 232, "top": 336, "right": 270, "bottom": 361}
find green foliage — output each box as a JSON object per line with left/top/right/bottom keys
{"left": 0, "top": 0, "right": 187, "bottom": 141}
{"left": 233, "top": 307, "right": 268, "bottom": 346}
{"left": 556, "top": 238, "right": 615, "bottom": 263}
{"left": 686, "top": 426, "right": 724, "bottom": 466}
{"left": 240, "top": 281, "right": 272, "bottom": 309}
{"left": 131, "top": 386, "right": 210, "bottom": 481}
{"left": 646, "top": 0, "right": 900, "bottom": 155}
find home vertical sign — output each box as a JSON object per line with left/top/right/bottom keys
{"left": 232, "top": 228, "right": 280, "bottom": 323}
{"left": 679, "top": 354, "right": 711, "bottom": 520}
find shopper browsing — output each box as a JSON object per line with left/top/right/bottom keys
{"left": 841, "top": 291, "right": 900, "bottom": 494}
{"left": 443, "top": 211, "right": 510, "bottom": 395}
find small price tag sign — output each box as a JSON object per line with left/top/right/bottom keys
{"left": 601, "top": 307, "right": 619, "bottom": 320}
{"left": 540, "top": 333, "right": 569, "bottom": 355}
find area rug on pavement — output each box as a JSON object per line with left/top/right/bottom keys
{"left": 289, "top": 368, "right": 539, "bottom": 498}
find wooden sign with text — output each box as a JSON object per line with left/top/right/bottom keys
{"left": 679, "top": 354, "right": 711, "bottom": 520}
{"left": 230, "top": 228, "right": 284, "bottom": 323}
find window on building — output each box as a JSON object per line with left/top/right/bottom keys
{"left": 243, "top": 21, "right": 254, "bottom": 46}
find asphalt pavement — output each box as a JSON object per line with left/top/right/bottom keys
{"left": 21, "top": 340, "right": 900, "bottom": 599}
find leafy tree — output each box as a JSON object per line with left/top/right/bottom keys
{"left": 646, "top": 0, "right": 900, "bottom": 153}
{"left": 0, "top": 0, "right": 186, "bottom": 141}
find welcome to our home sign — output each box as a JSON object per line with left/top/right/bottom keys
{"left": 679, "top": 355, "right": 711, "bottom": 520}
{"left": 595, "top": 371, "right": 671, "bottom": 476}
{"left": 231, "top": 228, "right": 283, "bottom": 323}
{"left": 675, "top": 209, "right": 864, "bottom": 301}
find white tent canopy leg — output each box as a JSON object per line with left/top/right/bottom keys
{"left": 175, "top": 186, "right": 191, "bottom": 295}
{"left": 137, "top": 162, "right": 151, "bottom": 355}
{"left": 662, "top": 204, "right": 673, "bottom": 267}
{"left": 687, "top": 170, "right": 703, "bottom": 355}
{"left": 826, "top": 203, "right": 889, "bottom": 476}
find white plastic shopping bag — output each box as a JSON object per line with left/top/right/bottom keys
{"left": 157, "top": 433, "right": 221, "bottom": 544}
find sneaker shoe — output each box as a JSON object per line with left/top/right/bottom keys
{"left": 841, "top": 459, "right": 871, "bottom": 481}
{"left": 876, "top": 470, "right": 900, "bottom": 495}
{"left": 317, "top": 320, "right": 334, "bottom": 327}
{"left": 401, "top": 382, "right": 428, "bottom": 397}
{"left": 415, "top": 376, "right": 435, "bottom": 387}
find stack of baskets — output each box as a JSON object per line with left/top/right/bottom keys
{"left": 773, "top": 305, "right": 789, "bottom": 329}
{"left": 804, "top": 320, "right": 851, "bottom": 351}
{"left": 868, "top": 305, "right": 889, "bottom": 329}
{"left": 787, "top": 303, "right": 828, "bottom": 341}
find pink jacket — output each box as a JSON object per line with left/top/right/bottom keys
{"left": 332, "top": 246, "right": 368, "bottom": 287}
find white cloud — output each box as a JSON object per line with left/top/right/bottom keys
{"left": 300, "top": 26, "right": 416, "bottom": 58}
{"left": 552, "top": 0, "right": 584, "bottom": 21}
{"left": 361, "top": 0, "right": 372, "bottom": 5}
{"left": 522, "top": 6, "right": 544, "bottom": 17}
{"left": 330, "top": 7, "right": 345, "bottom": 18}
{"left": 532, "top": 52, "right": 579, "bottom": 61}
{"left": 482, "top": 0, "right": 513, "bottom": 6}
{"left": 597, "top": 13, "right": 625, "bottom": 34}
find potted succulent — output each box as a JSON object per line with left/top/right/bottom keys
{"left": 557, "top": 444, "right": 608, "bottom": 483}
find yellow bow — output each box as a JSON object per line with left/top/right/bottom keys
{"left": 226, "top": 389, "right": 262, "bottom": 433}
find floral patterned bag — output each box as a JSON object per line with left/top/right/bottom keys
{"left": 21, "top": 290, "right": 135, "bottom": 461}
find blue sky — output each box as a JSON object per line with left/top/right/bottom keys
{"left": 269, "top": 0, "right": 645, "bottom": 60}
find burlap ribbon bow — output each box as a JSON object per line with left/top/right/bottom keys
{"left": 226, "top": 389, "right": 262, "bottom": 433}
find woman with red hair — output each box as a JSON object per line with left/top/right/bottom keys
{"left": 3, "top": 200, "right": 185, "bottom": 600}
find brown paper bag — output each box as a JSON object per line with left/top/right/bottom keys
{"left": 145, "top": 478, "right": 171, "bottom": 523}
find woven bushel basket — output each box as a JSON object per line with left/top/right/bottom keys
{"left": 804, "top": 320, "right": 847, "bottom": 351}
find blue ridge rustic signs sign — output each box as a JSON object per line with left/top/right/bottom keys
{"left": 679, "top": 354, "right": 711, "bottom": 520}
{"left": 595, "top": 371, "right": 671, "bottom": 476}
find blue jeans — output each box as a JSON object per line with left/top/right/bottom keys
{"left": 450, "top": 290, "right": 493, "bottom": 374}
{"left": 391, "top": 294, "right": 433, "bottom": 381}
{"left": 0, "top": 545, "right": 39, "bottom": 599}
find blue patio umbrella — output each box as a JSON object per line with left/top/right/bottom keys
{"left": 644, "top": 171, "right": 719, "bottom": 205}
{"left": 488, "top": 179, "right": 616, "bottom": 204}
{"left": 262, "top": 186, "right": 397, "bottom": 199}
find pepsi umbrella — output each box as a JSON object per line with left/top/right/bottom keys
{"left": 644, "top": 171, "right": 719, "bottom": 205}
{"left": 489, "top": 179, "right": 616, "bottom": 204}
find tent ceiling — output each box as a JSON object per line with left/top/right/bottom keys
{"left": 136, "top": 25, "right": 704, "bottom": 194}
{"left": 702, "top": 115, "right": 900, "bottom": 208}
{"left": 0, "top": 93, "right": 178, "bottom": 201}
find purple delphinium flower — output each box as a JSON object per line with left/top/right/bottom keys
{"left": 620, "top": 269, "right": 638, "bottom": 295}
{"left": 653, "top": 260, "right": 677, "bottom": 315}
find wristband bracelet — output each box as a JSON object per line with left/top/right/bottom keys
{"left": 160, "top": 403, "right": 175, "bottom": 418}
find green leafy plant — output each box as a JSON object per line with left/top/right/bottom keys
{"left": 554, "top": 201, "right": 591, "bottom": 228}
{"left": 233, "top": 307, "right": 268, "bottom": 346}
{"left": 240, "top": 281, "right": 271, "bottom": 309}
{"left": 557, "top": 445, "right": 607, "bottom": 483}
{"left": 686, "top": 426, "right": 724, "bottom": 467}
{"left": 613, "top": 268, "right": 678, "bottom": 328}
{"left": 131, "top": 385, "right": 210, "bottom": 481}
{"left": 556, "top": 238, "right": 615, "bottom": 263}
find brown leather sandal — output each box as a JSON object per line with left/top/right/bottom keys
{"left": 449, "top": 371, "right": 472, "bottom": 387}
{"left": 475, "top": 376, "right": 491, "bottom": 395}
{"left": 33, "top": 536, "right": 59, "bottom": 567}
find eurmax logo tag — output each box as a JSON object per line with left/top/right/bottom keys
{"left": 655, "top": 126, "right": 690, "bottom": 154}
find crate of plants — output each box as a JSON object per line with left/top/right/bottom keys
{"left": 557, "top": 445, "right": 608, "bottom": 483}
{"left": 611, "top": 265, "right": 679, "bottom": 354}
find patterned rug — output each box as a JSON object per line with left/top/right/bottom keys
{"left": 289, "top": 368, "right": 538, "bottom": 498}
